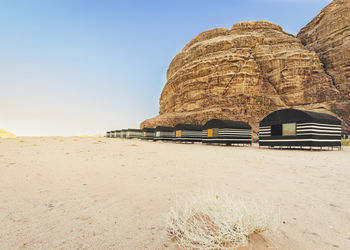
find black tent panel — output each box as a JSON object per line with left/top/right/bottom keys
{"left": 260, "top": 108, "right": 341, "bottom": 126}
{"left": 204, "top": 119, "right": 251, "bottom": 129}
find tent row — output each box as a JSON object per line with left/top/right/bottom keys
{"left": 106, "top": 109, "right": 342, "bottom": 150}
{"left": 106, "top": 119, "right": 252, "bottom": 145}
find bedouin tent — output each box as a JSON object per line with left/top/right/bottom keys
{"left": 125, "top": 129, "right": 142, "bottom": 139}
{"left": 141, "top": 128, "right": 156, "bottom": 140}
{"left": 154, "top": 126, "right": 174, "bottom": 141}
{"left": 202, "top": 119, "right": 252, "bottom": 145}
{"left": 173, "top": 124, "right": 204, "bottom": 143}
{"left": 258, "top": 108, "right": 341, "bottom": 149}
{"left": 114, "top": 130, "right": 121, "bottom": 138}
{"left": 120, "top": 129, "right": 127, "bottom": 139}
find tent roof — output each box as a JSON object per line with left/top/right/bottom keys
{"left": 204, "top": 119, "right": 251, "bottom": 129}
{"left": 142, "top": 127, "right": 156, "bottom": 132}
{"left": 260, "top": 108, "right": 341, "bottom": 126}
{"left": 174, "top": 123, "right": 204, "bottom": 131}
{"left": 127, "top": 129, "right": 141, "bottom": 132}
{"left": 155, "top": 126, "right": 174, "bottom": 132}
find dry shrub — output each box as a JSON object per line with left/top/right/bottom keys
{"left": 167, "top": 192, "right": 275, "bottom": 249}
{"left": 341, "top": 139, "right": 350, "bottom": 146}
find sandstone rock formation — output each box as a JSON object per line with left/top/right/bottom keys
{"left": 298, "top": 0, "right": 350, "bottom": 101}
{"left": 141, "top": 20, "right": 350, "bottom": 133}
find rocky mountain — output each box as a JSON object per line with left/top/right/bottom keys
{"left": 298, "top": 0, "right": 350, "bottom": 102}
{"left": 141, "top": 2, "right": 350, "bottom": 133}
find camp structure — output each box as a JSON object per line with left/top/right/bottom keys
{"left": 113, "top": 130, "right": 121, "bottom": 138}
{"left": 258, "top": 108, "right": 342, "bottom": 149}
{"left": 106, "top": 131, "right": 111, "bottom": 138}
{"left": 110, "top": 131, "right": 115, "bottom": 138}
{"left": 141, "top": 128, "right": 156, "bottom": 140}
{"left": 173, "top": 124, "right": 204, "bottom": 143}
{"left": 125, "top": 129, "right": 142, "bottom": 139}
{"left": 120, "top": 129, "right": 127, "bottom": 139}
{"left": 154, "top": 126, "right": 174, "bottom": 141}
{"left": 202, "top": 119, "right": 252, "bottom": 145}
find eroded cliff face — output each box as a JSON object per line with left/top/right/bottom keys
{"left": 141, "top": 20, "right": 350, "bottom": 132}
{"left": 297, "top": 0, "right": 350, "bottom": 101}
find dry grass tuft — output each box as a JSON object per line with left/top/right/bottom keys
{"left": 341, "top": 139, "right": 350, "bottom": 146}
{"left": 167, "top": 192, "right": 275, "bottom": 249}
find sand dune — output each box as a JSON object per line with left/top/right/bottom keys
{"left": 0, "top": 137, "right": 349, "bottom": 249}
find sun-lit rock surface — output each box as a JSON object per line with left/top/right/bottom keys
{"left": 298, "top": 0, "right": 350, "bottom": 102}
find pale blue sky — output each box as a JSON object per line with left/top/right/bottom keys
{"left": 0, "top": 0, "right": 331, "bottom": 136}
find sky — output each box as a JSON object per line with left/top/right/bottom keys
{"left": 0, "top": 0, "right": 332, "bottom": 136}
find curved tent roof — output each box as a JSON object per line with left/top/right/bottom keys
{"left": 174, "top": 124, "right": 204, "bottom": 131}
{"left": 142, "top": 127, "right": 155, "bottom": 132}
{"left": 204, "top": 119, "right": 251, "bottom": 129}
{"left": 155, "top": 126, "right": 174, "bottom": 132}
{"left": 127, "top": 129, "right": 141, "bottom": 132}
{"left": 260, "top": 108, "right": 341, "bottom": 126}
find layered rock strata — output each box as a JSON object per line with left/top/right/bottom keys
{"left": 141, "top": 20, "right": 350, "bottom": 132}
{"left": 298, "top": 0, "right": 350, "bottom": 101}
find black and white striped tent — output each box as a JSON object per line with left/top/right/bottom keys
{"left": 120, "top": 129, "right": 127, "bottom": 138}
{"left": 202, "top": 119, "right": 252, "bottom": 145}
{"left": 110, "top": 131, "right": 116, "bottom": 138}
{"left": 110, "top": 131, "right": 115, "bottom": 138}
{"left": 174, "top": 124, "right": 204, "bottom": 143}
{"left": 141, "top": 128, "right": 156, "bottom": 140}
{"left": 106, "top": 131, "right": 111, "bottom": 138}
{"left": 125, "top": 129, "right": 142, "bottom": 139}
{"left": 259, "top": 108, "right": 342, "bottom": 149}
{"left": 113, "top": 130, "right": 121, "bottom": 138}
{"left": 154, "top": 126, "right": 174, "bottom": 141}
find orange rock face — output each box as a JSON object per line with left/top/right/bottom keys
{"left": 141, "top": 20, "right": 350, "bottom": 132}
{"left": 298, "top": 0, "right": 350, "bottom": 101}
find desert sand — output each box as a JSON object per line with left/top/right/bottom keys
{"left": 0, "top": 137, "right": 349, "bottom": 249}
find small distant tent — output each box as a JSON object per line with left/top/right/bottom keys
{"left": 111, "top": 131, "right": 116, "bottom": 138}
{"left": 202, "top": 119, "right": 252, "bottom": 145}
{"left": 141, "top": 128, "right": 156, "bottom": 140}
{"left": 114, "top": 130, "right": 121, "bottom": 138}
{"left": 120, "top": 129, "right": 127, "bottom": 139}
{"left": 154, "top": 126, "right": 174, "bottom": 141}
{"left": 174, "top": 124, "right": 204, "bottom": 143}
{"left": 125, "top": 129, "right": 142, "bottom": 139}
{"left": 258, "top": 108, "right": 342, "bottom": 149}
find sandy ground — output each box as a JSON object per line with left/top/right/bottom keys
{"left": 0, "top": 137, "right": 349, "bottom": 250}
